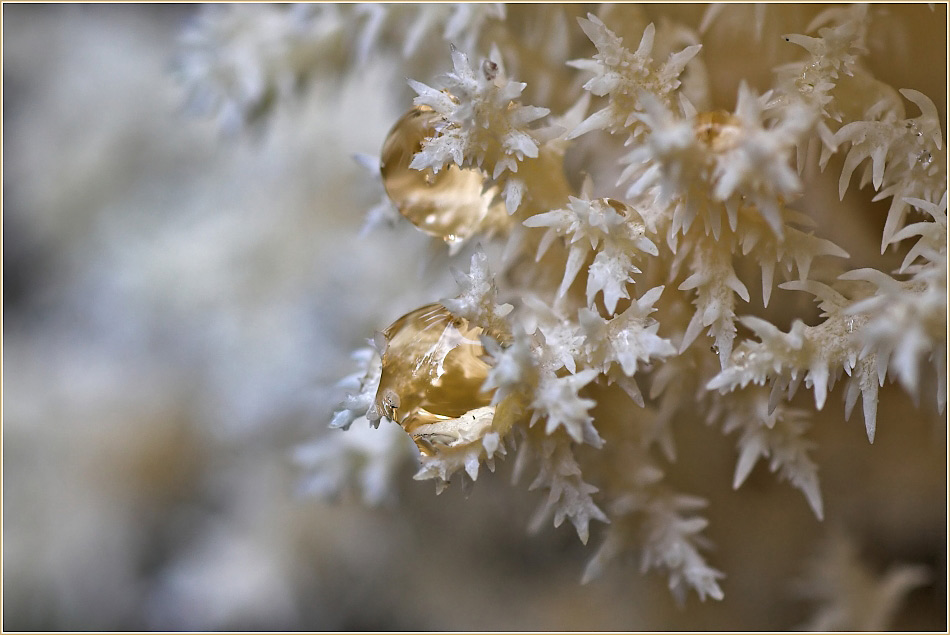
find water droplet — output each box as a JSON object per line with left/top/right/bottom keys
{"left": 375, "top": 304, "right": 497, "bottom": 455}
{"left": 482, "top": 59, "right": 499, "bottom": 81}
{"left": 380, "top": 105, "right": 509, "bottom": 244}
{"left": 694, "top": 110, "right": 742, "bottom": 153}
{"left": 846, "top": 317, "right": 854, "bottom": 333}
{"left": 604, "top": 199, "right": 631, "bottom": 217}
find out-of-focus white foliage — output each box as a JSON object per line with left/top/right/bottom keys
{"left": 440, "top": 248, "right": 514, "bottom": 336}
{"left": 176, "top": 4, "right": 510, "bottom": 133}
{"left": 710, "top": 85, "right": 814, "bottom": 234}
{"left": 773, "top": 4, "right": 870, "bottom": 139}
{"left": 633, "top": 493, "right": 725, "bottom": 603}
{"left": 795, "top": 531, "right": 930, "bottom": 631}
{"left": 295, "top": 416, "right": 414, "bottom": 507}
{"left": 353, "top": 3, "right": 506, "bottom": 62}
{"left": 522, "top": 435, "right": 609, "bottom": 546}
{"left": 481, "top": 331, "right": 539, "bottom": 405}
{"left": 710, "top": 389, "right": 823, "bottom": 519}
{"left": 328, "top": 348, "right": 382, "bottom": 431}
{"left": 176, "top": 4, "right": 350, "bottom": 132}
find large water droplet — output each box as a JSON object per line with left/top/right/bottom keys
{"left": 375, "top": 303, "right": 497, "bottom": 455}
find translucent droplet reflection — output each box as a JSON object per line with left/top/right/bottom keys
{"left": 694, "top": 110, "right": 742, "bottom": 153}
{"left": 374, "top": 303, "right": 495, "bottom": 455}
{"left": 380, "top": 105, "right": 509, "bottom": 244}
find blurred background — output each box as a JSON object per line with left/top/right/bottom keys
{"left": 3, "top": 3, "right": 946, "bottom": 631}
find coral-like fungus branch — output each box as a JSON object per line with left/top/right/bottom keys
{"left": 287, "top": 5, "right": 947, "bottom": 610}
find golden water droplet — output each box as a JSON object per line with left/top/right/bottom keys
{"left": 605, "top": 198, "right": 631, "bottom": 216}
{"left": 380, "top": 105, "right": 510, "bottom": 244}
{"left": 694, "top": 110, "right": 742, "bottom": 153}
{"left": 374, "top": 303, "right": 497, "bottom": 455}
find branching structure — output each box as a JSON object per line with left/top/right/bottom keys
{"left": 179, "top": 3, "right": 948, "bottom": 626}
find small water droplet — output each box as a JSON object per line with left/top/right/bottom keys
{"left": 380, "top": 105, "right": 509, "bottom": 244}
{"left": 846, "top": 318, "right": 854, "bottom": 333}
{"left": 904, "top": 121, "right": 923, "bottom": 138}
{"left": 694, "top": 110, "right": 742, "bottom": 152}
